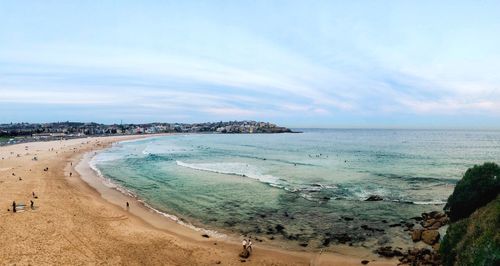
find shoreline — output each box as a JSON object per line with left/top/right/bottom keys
{"left": 1, "top": 135, "right": 396, "bottom": 265}
{"left": 75, "top": 147, "right": 228, "bottom": 240}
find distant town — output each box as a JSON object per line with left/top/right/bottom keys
{"left": 0, "top": 121, "right": 294, "bottom": 145}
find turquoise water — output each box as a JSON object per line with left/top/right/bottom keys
{"left": 93, "top": 129, "right": 500, "bottom": 249}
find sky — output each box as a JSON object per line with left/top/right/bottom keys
{"left": 1, "top": 1, "right": 500, "bottom": 128}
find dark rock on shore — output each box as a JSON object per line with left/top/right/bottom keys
{"left": 375, "top": 246, "right": 403, "bottom": 257}
{"left": 365, "top": 195, "right": 383, "bottom": 201}
{"left": 398, "top": 248, "right": 441, "bottom": 265}
{"left": 322, "top": 233, "right": 353, "bottom": 246}
{"left": 275, "top": 224, "right": 285, "bottom": 233}
{"left": 342, "top": 216, "right": 354, "bottom": 221}
{"left": 361, "top": 224, "right": 384, "bottom": 232}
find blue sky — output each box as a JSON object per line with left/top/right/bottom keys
{"left": 1, "top": 1, "right": 499, "bottom": 128}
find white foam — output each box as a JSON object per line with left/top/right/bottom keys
{"left": 412, "top": 200, "right": 447, "bottom": 205}
{"left": 138, "top": 199, "right": 227, "bottom": 239}
{"left": 176, "top": 160, "right": 281, "bottom": 185}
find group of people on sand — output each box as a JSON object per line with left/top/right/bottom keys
{"left": 9, "top": 192, "right": 37, "bottom": 213}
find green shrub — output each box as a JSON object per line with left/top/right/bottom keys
{"left": 440, "top": 196, "right": 500, "bottom": 266}
{"left": 444, "top": 162, "right": 500, "bottom": 222}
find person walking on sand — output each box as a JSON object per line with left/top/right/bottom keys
{"left": 246, "top": 240, "right": 253, "bottom": 253}
{"left": 126, "top": 202, "right": 129, "bottom": 208}
{"left": 69, "top": 172, "right": 72, "bottom": 177}
{"left": 30, "top": 200, "right": 34, "bottom": 209}
{"left": 12, "top": 201, "right": 16, "bottom": 213}
{"left": 242, "top": 239, "right": 247, "bottom": 250}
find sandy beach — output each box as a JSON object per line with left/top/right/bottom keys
{"left": 0, "top": 135, "right": 397, "bottom": 265}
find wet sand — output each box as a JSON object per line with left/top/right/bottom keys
{"left": 0, "top": 135, "right": 397, "bottom": 265}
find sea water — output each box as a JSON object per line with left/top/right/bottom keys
{"left": 92, "top": 129, "right": 500, "bottom": 249}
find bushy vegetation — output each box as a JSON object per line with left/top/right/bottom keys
{"left": 444, "top": 162, "right": 500, "bottom": 222}
{"left": 440, "top": 196, "right": 500, "bottom": 266}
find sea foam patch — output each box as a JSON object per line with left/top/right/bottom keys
{"left": 176, "top": 160, "right": 281, "bottom": 185}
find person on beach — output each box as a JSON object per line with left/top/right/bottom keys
{"left": 30, "top": 200, "right": 34, "bottom": 209}
{"left": 247, "top": 240, "right": 253, "bottom": 253}
{"left": 242, "top": 239, "right": 247, "bottom": 250}
{"left": 126, "top": 202, "right": 129, "bottom": 208}
{"left": 12, "top": 201, "right": 16, "bottom": 213}
{"left": 69, "top": 172, "right": 72, "bottom": 177}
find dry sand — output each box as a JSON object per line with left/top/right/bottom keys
{"left": 0, "top": 135, "right": 397, "bottom": 265}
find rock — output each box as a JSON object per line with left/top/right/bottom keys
{"left": 428, "top": 211, "right": 442, "bottom": 219}
{"left": 438, "top": 215, "right": 449, "bottom": 225}
{"left": 411, "top": 229, "right": 422, "bottom": 242}
{"left": 202, "top": 234, "right": 210, "bottom": 238}
{"left": 361, "top": 260, "right": 369, "bottom": 264}
{"left": 322, "top": 237, "right": 332, "bottom": 247}
{"left": 428, "top": 221, "right": 442, "bottom": 230}
{"left": 376, "top": 246, "right": 395, "bottom": 257}
{"left": 399, "top": 248, "right": 441, "bottom": 265}
{"left": 423, "top": 218, "right": 436, "bottom": 228}
{"left": 432, "top": 243, "right": 440, "bottom": 251}
{"left": 393, "top": 249, "right": 403, "bottom": 256}
{"left": 334, "top": 233, "right": 352, "bottom": 244}
{"left": 286, "top": 234, "right": 299, "bottom": 240}
{"left": 275, "top": 224, "right": 285, "bottom": 233}
{"left": 410, "top": 216, "right": 423, "bottom": 221}
{"left": 299, "top": 243, "right": 308, "bottom": 247}
{"left": 342, "top": 216, "right": 354, "bottom": 221}
{"left": 365, "top": 195, "right": 383, "bottom": 201}
{"left": 215, "top": 261, "right": 221, "bottom": 264}
{"left": 404, "top": 222, "right": 415, "bottom": 230}
{"left": 361, "top": 225, "right": 370, "bottom": 230}
{"left": 375, "top": 246, "right": 403, "bottom": 257}
{"left": 408, "top": 248, "right": 420, "bottom": 256}
{"left": 421, "top": 230, "right": 440, "bottom": 245}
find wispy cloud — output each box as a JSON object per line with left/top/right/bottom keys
{"left": 0, "top": 1, "right": 499, "bottom": 127}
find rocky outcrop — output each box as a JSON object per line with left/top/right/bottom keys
{"left": 408, "top": 211, "right": 447, "bottom": 245}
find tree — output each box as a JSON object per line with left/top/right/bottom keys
{"left": 444, "top": 162, "right": 500, "bottom": 222}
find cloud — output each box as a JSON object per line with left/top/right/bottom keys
{"left": 203, "top": 107, "right": 259, "bottom": 116}
{"left": 1, "top": 0, "right": 500, "bottom": 126}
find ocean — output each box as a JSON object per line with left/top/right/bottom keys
{"left": 91, "top": 129, "right": 500, "bottom": 250}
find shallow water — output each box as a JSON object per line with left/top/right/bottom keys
{"left": 93, "top": 129, "right": 500, "bottom": 249}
